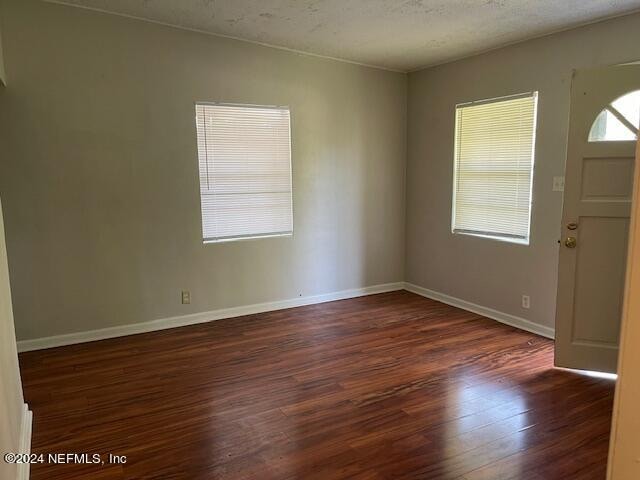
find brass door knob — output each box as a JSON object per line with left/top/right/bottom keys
{"left": 565, "top": 237, "right": 577, "bottom": 248}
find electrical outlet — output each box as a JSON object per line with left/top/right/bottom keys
{"left": 181, "top": 290, "right": 191, "bottom": 305}
{"left": 522, "top": 295, "right": 530, "bottom": 309}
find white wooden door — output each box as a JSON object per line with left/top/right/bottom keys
{"left": 555, "top": 65, "right": 640, "bottom": 373}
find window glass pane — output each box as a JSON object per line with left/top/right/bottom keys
{"left": 589, "top": 110, "right": 636, "bottom": 142}
{"left": 611, "top": 90, "right": 640, "bottom": 129}
{"left": 588, "top": 90, "right": 639, "bottom": 142}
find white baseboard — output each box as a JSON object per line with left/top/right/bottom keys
{"left": 17, "top": 282, "right": 404, "bottom": 352}
{"left": 17, "top": 404, "right": 33, "bottom": 480}
{"left": 404, "top": 282, "right": 555, "bottom": 339}
{"left": 16, "top": 281, "right": 553, "bottom": 352}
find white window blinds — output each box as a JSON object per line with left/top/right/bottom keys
{"left": 452, "top": 92, "right": 538, "bottom": 242}
{"left": 195, "top": 103, "right": 293, "bottom": 242}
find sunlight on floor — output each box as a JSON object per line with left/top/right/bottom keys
{"left": 555, "top": 367, "right": 618, "bottom": 381}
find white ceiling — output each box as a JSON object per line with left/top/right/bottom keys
{"left": 49, "top": 0, "right": 640, "bottom": 72}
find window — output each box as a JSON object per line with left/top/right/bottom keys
{"left": 195, "top": 103, "right": 293, "bottom": 243}
{"left": 452, "top": 92, "right": 538, "bottom": 244}
{"left": 588, "top": 90, "right": 640, "bottom": 142}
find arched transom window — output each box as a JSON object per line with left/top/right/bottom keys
{"left": 588, "top": 90, "right": 640, "bottom": 142}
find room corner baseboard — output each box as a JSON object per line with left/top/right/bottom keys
{"left": 17, "top": 282, "right": 404, "bottom": 352}
{"left": 403, "top": 282, "right": 555, "bottom": 339}
{"left": 17, "top": 404, "right": 33, "bottom": 480}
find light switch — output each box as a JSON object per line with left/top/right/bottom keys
{"left": 553, "top": 176, "right": 565, "bottom": 192}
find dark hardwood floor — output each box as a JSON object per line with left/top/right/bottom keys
{"left": 19, "top": 291, "right": 615, "bottom": 480}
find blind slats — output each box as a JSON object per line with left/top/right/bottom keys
{"left": 452, "top": 93, "right": 538, "bottom": 241}
{"left": 195, "top": 103, "right": 293, "bottom": 242}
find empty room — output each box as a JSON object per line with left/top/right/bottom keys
{"left": 2, "top": 0, "right": 640, "bottom": 479}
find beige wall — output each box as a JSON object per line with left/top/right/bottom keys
{"left": 0, "top": 198, "right": 25, "bottom": 480}
{"left": 4, "top": 0, "right": 640, "bottom": 344}
{"left": 0, "top": 0, "right": 407, "bottom": 341}
{"left": 406, "top": 13, "right": 640, "bottom": 331}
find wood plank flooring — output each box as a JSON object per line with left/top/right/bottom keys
{"left": 19, "top": 291, "right": 615, "bottom": 479}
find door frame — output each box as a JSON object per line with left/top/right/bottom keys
{"left": 607, "top": 138, "right": 640, "bottom": 479}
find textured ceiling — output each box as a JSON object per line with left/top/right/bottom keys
{"left": 48, "top": 0, "right": 640, "bottom": 71}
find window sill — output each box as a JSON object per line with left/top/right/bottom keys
{"left": 203, "top": 232, "right": 293, "bottom": 244}
{"left": 452, "top": 231, "right": 530, "bottom": 246}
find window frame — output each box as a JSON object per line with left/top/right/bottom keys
{"left": 451, "top": 91, "right": 539, "bottom": 246}
{"left": 194, "top": 101, "right": 294, "bottom": 244}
